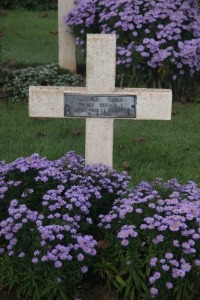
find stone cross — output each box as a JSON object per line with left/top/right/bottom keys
{"left": 29, "top": 34, "right": 172, "bottom": 168}
{"left": 58, "top": 0, "right": 76, "bottom": 72}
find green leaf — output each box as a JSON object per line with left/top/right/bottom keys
{"left": 112, "top": 279, "right": 121, "bottom": 291}
{"left": 124, "top": 276, "right": 132, "bottom": 299}
{"left": 115, "top": 275, "right": 127, "bottom": 287}
{"left": 119, "top": 267, "right": 128, "bottom": 276}
{"left": 132, "top": 269, "right": 142, "bottom": 294}
{"left": 129, "top": 287, "right": 135, "bottom": 300}
{"left": 145, "top": 264, "right": 151, "bottom": 277}
{"left": 141, "top": 281, "right": 148, "bottom": 293}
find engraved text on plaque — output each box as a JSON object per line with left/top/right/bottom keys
{"left": 64, "top": 94, "right": 137, "bottom": 118}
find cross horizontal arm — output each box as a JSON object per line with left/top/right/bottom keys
{"left": 29, "top": 86, "right": 172, "bottom": 120}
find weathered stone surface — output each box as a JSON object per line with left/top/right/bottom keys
{"left": 86, "top": 34, "right": 116, "bottom": 94}
{"left": 58, "top": 0, "right": 76, "bottom": 72}
{"left": 85, "top": 118, "right": 114, "bottom": 166}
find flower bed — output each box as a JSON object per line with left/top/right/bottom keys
{"left": 0, "top": 152, "right": 200, "bottom": 299}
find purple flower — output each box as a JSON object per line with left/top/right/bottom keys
{"left": 150, "top": 287, "right": 159, "bottom": 297}
{"left": 34, "top": 250, "right": 40, "bottom": 256}
{"left": 169, "top": 260, "right": 179, "bottom": 267}
{"left": 154, "top": 272, "right": 161, "bottom": 279}
{"left": 81, "top": 266, "right": 88, "bottom": 273}
{"left": 136, "top": 45, "right": 145, "bottom": 52}
{"left": 77, "top": 253, "right": 84, "bottom": 261}
{"left": 165, "top": 252, "right": 173, "bottom": 260}
{"left": 173, "top": 239, "right": 180, "bottom": 247}
{"left": 54, "top": 261, "right": 62, "bottom": 268}
{"left": 5, "top": 233, "right": 13, "bottom": 240}
{"left": 162, "top": 264, "right": 169, "bottom": 271}
{"left": 135, "top": 208, "right": 143, "bottom": 213}
{"left": 192, "top": 233, "right": 200, "bottom": 239}
{"left": 18, "top": 252, "right": 25, "bottom": 258}
{"left": 166, "top": 282, "right": 173, "bottom": 289}
{"left": 126, "top": 260, "right": 131, "bottom": 266}
{"left": 0, "top": 248, "right": 5, "bottom": 254}
{"left": 181, "top": 262, "right": 191, "bottom": 272}
{"left": 152, "top": 234, "right": 164, "bottom": 244}
{"left": 86, "top": 218, "right": 92, "bottom": 224}
{"left": 194, "top": 259, "right": 200, "bottom": 266}
{"left": 32, "top": 257, "right": 39, "bottom": 264}
{"left": 121, "top": 239, "right": 129, "bottom": 246}
{"left": 150, "top": 257, "right": 158, "bottom": 267}
{"left": 57, "top": 277, "right": 62, "bottom": 283}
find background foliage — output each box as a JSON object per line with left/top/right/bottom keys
{"left": 1, "top": 64, "right": 85, "bottom": 102}
{"left": 0, "top": 0, "right": 57, "bottom": 11}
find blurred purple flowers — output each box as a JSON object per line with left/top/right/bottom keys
{"left": 65, "top": 0, "right": 200, "bottom": 79}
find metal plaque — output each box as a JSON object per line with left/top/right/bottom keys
{"left": 64, "top": 94, "right": 137, "bottom": 118}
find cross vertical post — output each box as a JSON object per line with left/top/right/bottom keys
{"left": 85, "top": 35, "right": 116, "bottom": 166}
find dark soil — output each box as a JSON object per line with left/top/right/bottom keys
{"left": 0, "top": 281, "right": 116, "bottom": 300}
{"left": 80, "top": 279, "right": 116, "bottom": 300}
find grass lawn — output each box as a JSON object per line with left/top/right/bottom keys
{"left": 0, "top": 102, "right": 200, "bottom": 186}
{"left": 0, "top": 9, "right": 200, "bottom": 186}
{"left": 0, "top": 9, "right": 58, "bottom": 65}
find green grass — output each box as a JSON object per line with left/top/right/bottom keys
{"left": 0, "top": 9, "right": 58, "bottom": 65}
{"left": 0, "top": 102, "right": 85, "bottom": 161}
{"left": 0, "top": 102, "right": 200, "bottom": 186}
{"left": 114, "top": 103, "right": 200, "bottom": 185}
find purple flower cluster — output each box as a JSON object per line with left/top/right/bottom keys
{"left": 98, "top": 179, "right": 200, "bottom": 298}
{"left": 1, "top": 151, "right": 200, "bottom": 299}
{"left": 65, "top": 0, "right": 200, "bottom": 78}
{"left": 0, "top": 151, "right": 130, "bottom": 296}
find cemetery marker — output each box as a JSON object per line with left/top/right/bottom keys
{"left": 58, "top": 0, "right": 76, "bottom": 72}
{"left": 29, "top": 34, "right": 172, "bottom": 167}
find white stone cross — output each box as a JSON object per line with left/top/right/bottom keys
{"left": 58, "top": 0, "right": 76, "bottom": 72}
{"left": 29, "top": 34, "right": 172, "bottom": 168}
